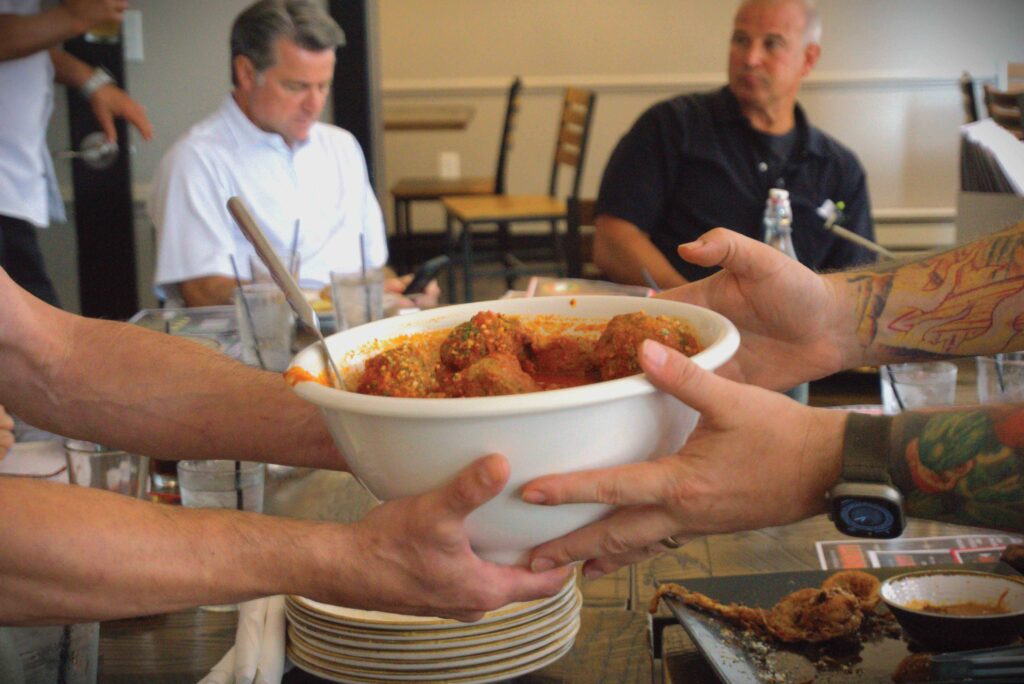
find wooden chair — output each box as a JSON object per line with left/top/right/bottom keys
{"left": 442, "top": 87, "right": 597, "bottom": 302}
{"left": 388, "top": 76, "right": 522, "bottom": 272}
{"left": 565, "top": 197, "right": 598, "bottom": 279}
{"left": 959, "top": 72, "right": 979, "bottom": 123}
{"left": 983, "top": 83, "right": 1024, "bottom": 139}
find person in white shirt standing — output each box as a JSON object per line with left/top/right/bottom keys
{"left": 151, "top": 0, "right": 437, "bottom": 308}
{"left": 0, "top": 0, "right": 152, "bottom": 306}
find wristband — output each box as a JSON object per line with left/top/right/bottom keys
{"left": 80, "top": 67, "right": 115, "bottom": 100}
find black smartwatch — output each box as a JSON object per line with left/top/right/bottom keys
{"left": 827, "top": 412, "right": 906, "bottom": 539}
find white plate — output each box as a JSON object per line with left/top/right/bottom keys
{"left": 287, "top": 590, "right": 581, "bottom": 656}
{"left": 287, "top": 621, "right": 578, "bottom": 682}
{"left": 288, "top": 574, "right": 574, "bottom": 629}
{"left": 287, "top": 615, "right": 580, "bottom": 672}
{"left": 285, "top": 588, "right": 580, "bottom": 646}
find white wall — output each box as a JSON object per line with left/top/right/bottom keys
{"left": 41, "top": 0, "right": 1024, "bottom": 309}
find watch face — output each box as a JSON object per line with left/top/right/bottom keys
{"left": 832, "top": 493, "right": 905, "bottom": 539}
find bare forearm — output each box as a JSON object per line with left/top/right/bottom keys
{"left": 829, "top": 221, "right": 1024, "bottom": 365}
{"left": 181, "top": 276, "right": 239, "bottom": 307}
{"left": 0, "top": 273, "right": 341, "bottom": 470}
{"left": 593, "top": 216, "right": 686, "bottom": 288}
{"left": 49, "top": 47, "right": 94, "bottom": 89}
{"left": 0, "top": 478, "right": 354, "bottom": 624}
{"left": 0, "top": 9, "right": 87, "bottom": 61}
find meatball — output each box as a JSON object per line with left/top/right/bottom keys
{"left": 357, "top": 345, "right": 436, "bottom": 397}
{"left": 592, "top": 312, "right": 701, "bottom": 381}
{"left": 450, "top": 353, "right": 539, "bottom": 397}
{"left": 439, "top": 311, "right": 532, "bottom": 371}
{"left": 532, "top": 336, "right": 596, "bottom": 379}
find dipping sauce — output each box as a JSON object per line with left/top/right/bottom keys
{"left": 905, "top": 590, "right": 1010, "bottom": 616}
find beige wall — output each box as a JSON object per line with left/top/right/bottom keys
{"left": 377, "top": 0, "right": 1024, "bottom": 243}
{"left": 40, "top": 0, "right": 1024, "bottom": 309}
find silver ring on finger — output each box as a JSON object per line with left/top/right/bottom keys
{"left": 661, "top": 535, "right": 684, "bottom": 549}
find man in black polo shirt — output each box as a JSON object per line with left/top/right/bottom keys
{"left": 594, "top": 0, "right": 875, "bottom": 288}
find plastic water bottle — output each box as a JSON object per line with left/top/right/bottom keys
{"left": 763, "top": 188, "right": 808, "bottom": 403}
{"left": 763, "top": 188, "right": 797, "bottom": 260}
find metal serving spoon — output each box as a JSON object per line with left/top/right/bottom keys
{"left": 227, "top": 196, "right": 342, "bottom": 389}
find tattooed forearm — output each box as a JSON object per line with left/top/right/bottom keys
{"left": 889, "top": 404, "right": 1024, "bottom": 532}
{"left": 835, "top": 221, "right": 1024, "bottom": 361}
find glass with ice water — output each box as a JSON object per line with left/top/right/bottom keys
{"left": 235, "top": 283, "right": 293, "bottom": 372}
{"left": 176, "top": 460, "right": 265, "bottom": 611}
{"left": 330, "top": 267, "right": 384, "bottom": 331}
{"left": 976, "top": 353, "right": 1024, "bottom": 403}
{"left": 879, "top": 362, "right": 958, "bottom": 414}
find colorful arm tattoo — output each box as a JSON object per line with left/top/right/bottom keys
{"left": 889, "top": 404, "right": 1024, "bottom": 532}
{"left": 842, "top": 222, "right": 1024, "bottom": 360}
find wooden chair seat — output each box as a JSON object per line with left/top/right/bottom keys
{"left": 443, "top": 195, "right": 566, "bottom": 223}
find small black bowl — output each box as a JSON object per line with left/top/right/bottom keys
{"left": 881, "top": 570, "right": 1024, "bottom": 651}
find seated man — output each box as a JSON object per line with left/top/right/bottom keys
{"left": 151, "top": 0, "right": 432, "bottom": 307}
{"left": 594, "top": 0, "right": 875, "bottom": 288}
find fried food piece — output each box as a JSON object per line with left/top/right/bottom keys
{"left": 651, "top": 583, "right": 770, "bottom": 634}
{"left": 357, "top": 345, "right": 436, "bottom": 397}
{"left": 821, "top": 570, "right": 881, "bottom": 612}
{"left": 892, "top": 653, "right": 934, "bottom": 683}
{"left": 765, "top": 587, "right": 863, "bottom": 643}
{"left": 592, "top": 312, "right": 701, "bottom": 381}
{"left": 450, "top": 353, "right": 540, "bottom": 398}
{"left": 532, "top": 336, "right": 596, "bottom": 378}
{"left": 440, "top": 311, "right": 532, "bottom": 371}
{"left": 651, "top": 579, "right": 866, "bottom": 643}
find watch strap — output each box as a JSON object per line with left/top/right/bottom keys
{"left": 841, "top": 412, "right": 895, "bottom": 485}
{"left": 80, "top": 67, "right": 115, "bottom": 100}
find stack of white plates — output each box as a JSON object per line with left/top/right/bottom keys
{"left": 285, "top": 577, "right": 581, "bottom": 683}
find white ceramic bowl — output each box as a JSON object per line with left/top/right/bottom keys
{"left": 288, "top": 295, "right": 739, "bottom": 565}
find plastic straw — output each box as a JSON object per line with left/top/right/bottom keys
{"left": 996, "top": 353, "right": 1007, "bottom": 393}
{"left": 359, "top": 233, "right": 371, "bottom": 323}
{"left": 229, "top": 254, "right": 259, "bottom": 512}
{"left": 289, "top": 219, "right": 300, "bottom": 277}
{"left": 885, "top": 365, "right": 906, "bottom": 411}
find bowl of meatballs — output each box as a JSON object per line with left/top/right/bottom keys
{"left": 286, "top": 295, "right": 739, "bottom": 565}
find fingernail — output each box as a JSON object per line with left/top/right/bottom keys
{"left": 531, "top": 558, "right": 555, "bottom": 573}
{"left": 584, "top": 566, "right": 606, "bottom": 580}
{"left": 477, "top": 463, "right": 494, "bottom": 488}
{"left": 642, "top": 339, "right": 668, "bottom": 368}
{"left": 679, "top": 238, "right": 704, "bottom": 250}
{"left": 521, "top": 490, "right": 546, "bottom": 504}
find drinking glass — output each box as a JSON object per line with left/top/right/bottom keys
{"left": 64, "top": 440, "right": 150, "bottom": 499}
{"left": 177, "top": 460, "right": 265, "bottom": 611}
{"left": 976, "top": 353, "right": 1024, "bottom": 403}
{"left": 879, "top": 362, "right": 958, "bottom": 414}
{"left": 235, "top": 283, "right": 294, "bottom": 371}
{"left": 330, "top": 268, "right": 384, "bottom": 331}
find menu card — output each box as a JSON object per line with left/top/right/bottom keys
{"left": 816, "top": 533, "right": 1024, "bottom": 570}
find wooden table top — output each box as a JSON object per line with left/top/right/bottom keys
{"left": 383, "top": 104, "right": 475, "bottom": 131}
{"left": 96, "top": 356, "right": 992, "bottom": 683}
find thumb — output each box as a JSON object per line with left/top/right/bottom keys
{"left": 639, "top": 339, "right": 736, "bottom": 419}
{"left": 430, "top": 453, "right": 510, "bottom": 521}
{"left": 677, "top": 227, "right": 790, "bottom": 281}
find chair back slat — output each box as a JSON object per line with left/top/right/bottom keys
{"left": 984, "top": 84, "right": 1024, "bottom": 139}
{"left": 494, "top": 77, "right": 523, "bottom": 194}
{"left": 548, "top": 87, "right": 597, "bottom": 197}
{"left": 566, "top": 197, "right": 597, "bottom": 278}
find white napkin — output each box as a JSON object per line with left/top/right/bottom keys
{"left": 199, "top": 595, "right": 286, "bottom": 684}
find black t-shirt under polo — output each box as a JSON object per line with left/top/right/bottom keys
{"left": 596, "top": 87, "right": 876, "bottom": 282}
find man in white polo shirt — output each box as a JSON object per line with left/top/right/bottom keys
{"left": 151, "top": 0, "right": 431, "bottom": 308}
{"left": 0, "top": 0, "right": 153, "bottom": 307}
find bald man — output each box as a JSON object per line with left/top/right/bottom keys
{"left": 594, "top": 0, "right": 875, "bottom": 289}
